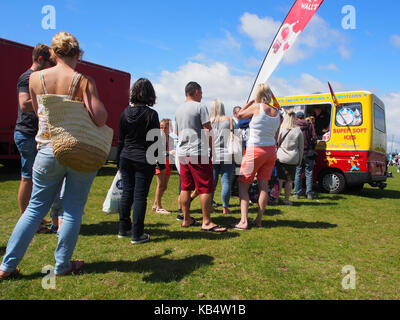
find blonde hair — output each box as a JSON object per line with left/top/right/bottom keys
{"left": 281, "top": 110, "right": 297, "bottom": 130}
{"left": 51, "top": 32, "right": 83, "bottom": 59}
{"left": 209, "top": 99, "right": 226, "bottom": 123}
{"left": 255, "top": 83, "right": 272, "bottom": 105}
{"left": 160, "top": 118, "right": 171, "bottom": 126}
{"left": 306, "top": 116, "right": 315, "bottom": 124}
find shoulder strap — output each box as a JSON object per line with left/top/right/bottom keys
{"left": 278, "top": 129, "right": 291, "bottom": 149}
{"left": 40, "top": 72, "right": 48, "bottom": 95}
{"left": 68, "top": 72, "right": 83, "bottom": 100}
{"left": 229, "top": 117, "right": 234, "bottom": 132}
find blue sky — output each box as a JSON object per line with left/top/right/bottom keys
{"left": 1, "top": 0, "right": 400, "bottom": 150}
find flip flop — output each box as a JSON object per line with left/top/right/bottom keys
{"left": 231, "top": 223, "right": 249, "bottom": 231}
{"left": 156, "top": 208, "right": 171, "bottom": 215}
{"left": 182, "top": 217, "right": 199, "bottom": 228}
{"left": 55, "top": 260, "right": 84, "bottom": 276}
{"left": 202, "top": 225, "right": 227, "bottom": 233}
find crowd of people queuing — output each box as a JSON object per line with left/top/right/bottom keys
{"left": 0, "top": 31, "right": 320, "bottom": 280}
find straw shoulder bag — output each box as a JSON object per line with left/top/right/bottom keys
{"left": 41, "top": 72, "right": 113, "bottom": 172}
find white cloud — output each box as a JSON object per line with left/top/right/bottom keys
{"left": 153, "top": 61, "right": 345, "bottom": 119}
{"left": 390, "top": 34, "right": 400, "bottom": 49}
{"left": 153, "top": 61, "right": 253, "bottom": 119}
{"left": 239, "top": 13, "right": 351, "bottom": 64}
{"left": 318, "top": 63, "right": 339, "bottom": 72}
{"left": 239, "top": 12, "right": 281, "bottom": 51}
{"left": 269, "top": 73, "right": 337, "bottom": 97}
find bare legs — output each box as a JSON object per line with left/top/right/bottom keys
{"left": 153, "top": 172, "right": 170, "bottom": 213}
{"left": 279, "top": 179, "right": 293, "bottom": 205}
{"left": 17, "top": 178, "right": 32, "bottom": 215}
{"left": 255, "top": 180, "right": 268, "bottom": 227}
{"left": 180, "top": 190, "right": 225, "bottom": 231}
{"left": 237, "top": 179, "right": 268, "bottom": 229}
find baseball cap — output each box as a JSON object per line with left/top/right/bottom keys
{"left": 296, "top": 111, "right": 305, "bottom": 118}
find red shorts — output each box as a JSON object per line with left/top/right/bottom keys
{"left": 155, "top": 158, "right": 172, "bottom": 175}
{"left": 179, "top": 156, "right": 214, "bottom": 194}
{"left": 239, "top": 146, "right": 277, "bottom": 185}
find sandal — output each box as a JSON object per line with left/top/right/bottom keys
{"left": 202, "top": 225, "right": 227, "bottom": 233}
{"left": 230, "top": 223, "right": 249, "bottom": 231}
{"left": 55, "top": 260, "right": 84, "bottom": 276}
{"left": 155, "top": 208, "right": 171, "bottom": 215}
{"left": 0, "top": 267, "right": 20, "bottom": 281}
{"left": 182, "top": 217, "right": 199, "bottom": 228}
{"left": 37, "top": 225, "right": 52, "bottom": 234}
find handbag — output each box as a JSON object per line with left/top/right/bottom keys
{"left": 42, "top": 73, "right": 114, "bottom": 172}
{"left": 227, "top": 118, "right": 242, "bottom": 160}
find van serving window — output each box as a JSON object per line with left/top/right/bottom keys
{"left": 374, "top": 103, "right": 386, "bottom": 133}
{"left": 335, "top": 103, "right": 363, "bottom": 127}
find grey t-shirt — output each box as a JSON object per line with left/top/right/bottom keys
{"left": 175, "top": 101, "right": 210, "bottom": 157}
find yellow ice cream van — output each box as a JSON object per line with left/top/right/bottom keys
{"left": 278, "top": 91, "right": 388, "bottom": 193}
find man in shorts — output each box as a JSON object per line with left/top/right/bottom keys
{"left": 14, "top": 44, "right": 54, "bottom": 228}
{"left": 175, "top": 82, "right": 227, "bottom": 232}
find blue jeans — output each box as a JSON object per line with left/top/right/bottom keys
{"left": 294, "top": 155, "right": 315, "bottom": 196}
{"left": 213, "top": 163, "right": 234, "bottom": 207}
{"left": 14, "top": 131, "right": 37, "bottom": 179}
{"left": 50, "top": 179, "right": 66, "bottom": 219}
{"left": 0, "top": 147, "right": 97, "bottom": 274}
{"left": 119, "top": 158, "right": 154, "bottom": 239}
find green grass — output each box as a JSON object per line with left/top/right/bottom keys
{"left": 0, "top": 164, "right": 399, "bottom": 300}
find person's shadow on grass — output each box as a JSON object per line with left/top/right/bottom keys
{"left": 80, "top": 222, "right": 240, "bottom": 241}
{"left": 85, "top": 249, "right": 214, "bottom": 283}
{"left": 80, "top": 222, "right": 169, "bottom": 236}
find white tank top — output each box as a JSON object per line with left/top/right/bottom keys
{"left": 247, "top": 104, "right": 281, "bottom": 147}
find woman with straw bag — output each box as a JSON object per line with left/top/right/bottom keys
{"left": 0, "top": 32, "right": 108, "bottom": 279}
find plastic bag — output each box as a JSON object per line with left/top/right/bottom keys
{"left": 102, "top": 170, "right": 123, "bottom": 214}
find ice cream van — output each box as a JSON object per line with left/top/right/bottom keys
{"left": 277, "top": 91, "right": 388, "bottom": 193}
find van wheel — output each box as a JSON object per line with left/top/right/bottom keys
{"left": 319, "top": 171, "right": 346, "bottom": 194}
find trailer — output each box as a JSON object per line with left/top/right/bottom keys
{"left": 0, "top": 38, "right": 131, "bottom": 165}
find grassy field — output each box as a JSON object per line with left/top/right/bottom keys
{"left": 0, "top": 163, "right": 399, "bottom": 300}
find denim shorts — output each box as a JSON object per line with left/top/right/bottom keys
{"left": 14, "top": 131, "right": 38, "bottom": 179}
